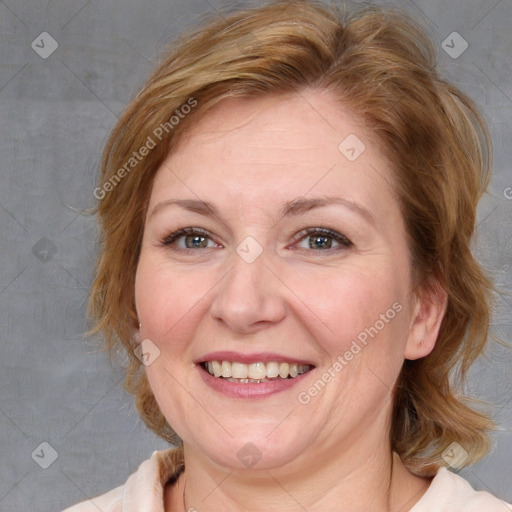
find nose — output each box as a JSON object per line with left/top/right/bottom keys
{"left": 209, "top": 245, "right": 287, "bottom": 334}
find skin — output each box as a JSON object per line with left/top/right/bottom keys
{"left": 134, "top": 89, "right": 447, "bottom": 511}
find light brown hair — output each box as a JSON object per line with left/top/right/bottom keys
{"left": 88, "top": 0, "right": 495, "bottom": 476}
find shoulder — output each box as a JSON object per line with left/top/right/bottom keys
{"left": 412, "top": 467, "right": 512, "bottom": 512}
{"left": 61, "top": 447, "right": 184, "bottom": 512}
{"left": 61, "top": 484, "right": 124, "bottom": 512}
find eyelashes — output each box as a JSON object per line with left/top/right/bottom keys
{"left": 160, "top": 226, "right": 353, "bottom": 253}
{"left": 293, "top": 227, "right": 353, "bottom": 250}
{"left": 161, "top": 227, "right": 219, "bottom": 250}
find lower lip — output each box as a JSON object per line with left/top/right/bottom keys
{"left": 197, "top": 364, "right": 313, "bottom": 399}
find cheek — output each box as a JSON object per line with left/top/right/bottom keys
{"left": 134, "top": 254, "right": 216, "bottom": 352}
{"left": 286, "top": 259, "right": 408, "bottom": 356}
{"left": 135, "top": 251, "right": 411, "bottom": 358}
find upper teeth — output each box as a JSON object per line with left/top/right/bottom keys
{"left": 205, "top": 361, "right": 311, "bottom": 380}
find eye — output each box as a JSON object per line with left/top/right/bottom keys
{"left": 293, "top": 227, "right": 353, "bottom": 251}
{"left": 160, "top": 227, "right": 352, "bottom": 252}
{"left": 161, "top": 227, "right": 221, "bottom": 251}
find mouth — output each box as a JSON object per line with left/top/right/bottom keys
{"left": 199, "top": 360, "right": 314, "bottom": 383}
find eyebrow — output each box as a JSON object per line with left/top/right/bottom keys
{"left": 148, "top": 196, "right": 375, "bottom": 225}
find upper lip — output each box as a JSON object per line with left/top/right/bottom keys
{"left": 196, "top": 351, "right": 316, "bottom": 366}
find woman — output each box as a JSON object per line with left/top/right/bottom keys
{"left": 64, "top": 1, "right": 511, "bottom": 510}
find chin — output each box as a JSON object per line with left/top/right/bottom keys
{"left": 186, "top": 425, "right": 309, "bottom": 471}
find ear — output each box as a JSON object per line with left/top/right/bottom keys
{"left": 405, "top": 281, "right": 448, "bottom": 360}
{"left": 134, "top": 322, "right": 142, "bottom": 346}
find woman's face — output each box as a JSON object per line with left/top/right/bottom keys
{"left": 135, "top": 89, "right": 424, "bottom": 470}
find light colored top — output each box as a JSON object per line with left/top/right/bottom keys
{"left": 62, "top": 448, "right": 512, "bottom": 512}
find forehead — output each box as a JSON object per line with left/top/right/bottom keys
{"left": 149, "top": 90, "right": 396, "bottom": 219}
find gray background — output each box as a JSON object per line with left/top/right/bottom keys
{"left": 0, "top": 0, "right": 511, "bottom": 510}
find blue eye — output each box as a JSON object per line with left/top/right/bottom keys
{"left": 162, "top": 227, "right": 219, "bottom": 250}
{"left": 161, "top": 226, "right": 353, "bottom": 253}
{"left": 294, "top": 227, "right": 353, "bottom": 250}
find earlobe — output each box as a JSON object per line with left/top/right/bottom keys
{"left": 405, "top": 283, "right": 448, "bottom": 360}
{"left": 134, "top": 322, "right": 142, "bottom": 345}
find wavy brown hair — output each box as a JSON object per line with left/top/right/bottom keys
{"left": 88, "top": 0, "right": 496, "bottom": 476}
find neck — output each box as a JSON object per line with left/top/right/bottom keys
{"left": 166, "top": 430, "right": 431, "bottom": 512}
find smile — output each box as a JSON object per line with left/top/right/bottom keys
{"left": 202, "top": 360, "right": 313, "bottom": 383}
